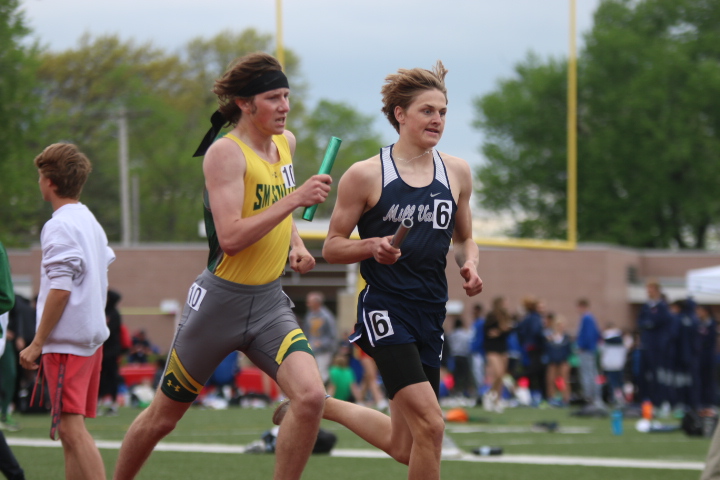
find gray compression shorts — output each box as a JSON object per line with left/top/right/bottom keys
{"left": 160, "top": 269, "right": 313, "bottom": 402}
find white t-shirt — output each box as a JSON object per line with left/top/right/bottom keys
{"left": 448, "top": 328, "right": 473, "bottom": 358}
{"left": 37, "top": 203, "right": 115, "bottom": 356}
{"left": 600, "top": 328, "right": 631, "bottom": 372}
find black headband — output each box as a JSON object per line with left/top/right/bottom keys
{"left": 192, "top": 70, "right": 290, "bottom": 157}
{"left": 237, "top": 69, "right": 289, "bottom": 97}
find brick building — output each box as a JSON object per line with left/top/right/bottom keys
{"left": 7, "top": 241, "right": 720, "bottom": 355}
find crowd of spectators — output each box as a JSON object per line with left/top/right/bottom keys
{"left": 4, "top": 282, "right": 715, "bottom": 420}
{"left": 439, "top": 282, "right": 717, "bottom": 419}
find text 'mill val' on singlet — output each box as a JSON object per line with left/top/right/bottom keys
{"left": 358, "top": 145, "right": 457, "bottom": 304}
{"left": 203, "top": 133, "right": 296, "bottom": 285}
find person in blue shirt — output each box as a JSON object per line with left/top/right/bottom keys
{"left": 670, "top": 298, "right": 700, "bottom": 412}
{"left": 543, "top": 313, "right": 573, "bottom": 407}
{"left": 517, "top": 296, "right": 545, "bottom": 405}
{"left": 448, "top": 317, "right": 474, "bottom": 398}
{"left": 576, "top": 298, "right": 602, "bottom": 407}
{"left": 696, "top": 304, "right": 717, "bottom": 412}
{"left": 637, "top": 281, "right": 673, "bottom": 413}
{"left": 207, "top": 351, "right": 241, "bottom": 401}
{"left": 469, "top": 304, "right": 485, "bottom": 396}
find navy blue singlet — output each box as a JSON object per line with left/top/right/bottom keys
{"left": 358, "top": 144, "right": 457, "bottom": 304}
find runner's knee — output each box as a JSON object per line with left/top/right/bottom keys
{"left": 57, "top": 417, "right": 85, "bottom": 446}
{"left": 427, "top": 413, "right": 446, "bottom": 440}
{"left": 413, "top": 410, "right": 445, "bottom": 447}
{"left": 152, "top": 414, "right": 180, "bottom": 437}
{"left": 291, "top": 388, "right": 326, "bottom": 419}
{"left": 141, "top": 400, "right": 185, "bottom": 437}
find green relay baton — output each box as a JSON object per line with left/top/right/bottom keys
{"left": 302, "top": 136, "right": 342, "bottom": 221}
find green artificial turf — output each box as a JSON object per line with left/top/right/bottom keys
{"left": 5, "top": 403, "right": 711, "bottom": 479}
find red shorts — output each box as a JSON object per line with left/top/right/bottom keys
{"left": 43, "top": 347, "right": 103, "bottom": 418}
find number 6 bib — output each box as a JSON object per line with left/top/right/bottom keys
{"left": 368, "top": 310, "right": 395, "bottom": 340}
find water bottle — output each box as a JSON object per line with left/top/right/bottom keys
{"left": 473, "top": 446, "right": 503, "bottom": 456}
{"left": 611, "top": 409, "right": 623, "bottom": 435}
{"left": 641, "top": 400, "right": 653, "bottom": 420}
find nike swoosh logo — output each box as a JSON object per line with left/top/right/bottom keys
{"left": 430, "top": 192, "right": 441, "bottom": 197}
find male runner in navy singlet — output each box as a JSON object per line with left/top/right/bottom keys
{"left": 274, "top": 61, "right": 482, "bottom": 480}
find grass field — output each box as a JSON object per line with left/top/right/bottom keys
{"left": 5, "top": 403, "right": 712, "bottom": 479}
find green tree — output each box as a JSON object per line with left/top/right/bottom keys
{"left": 139, "top": 29, "right": 309, "bottom": 242}
{"left": 293, "top": 100, "right": 384, "bottom": 219}
{"left": 33, "top": 30, "right": 307, "bottom": 243}
{"left": 473, "top": 54, "right": 569, "bottom": 240}
{"left": 473, "top": 0, "right": 720, "bottom": 248}
{"left": 0, "top": 0, "right": 41, "bottom": 246}
{"left": 183, "top": 28, "right": 307, "bottom": 130}
{"left": 35, "top": 34, "right": 191, "bottom": 241}
{"left": 30, "top": 29, "right": 382, "bottom": 243}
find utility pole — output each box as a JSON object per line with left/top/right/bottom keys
{"left": 118, "top": 106, "right": 132, "bottom": 247}
{"left": 132, "top": 174, "right": 140, "bottom": 244}
{"left": 567, "top": 0, "right": 577, "bottom": 247}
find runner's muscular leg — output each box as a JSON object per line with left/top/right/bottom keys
{"left": 322, "top": 396, "right": 413, "bottom": 464}
{"left": 322, "top": 382, "right": 440, "bottom": 469}
{"left": 113, "top": 392, "right": 193, "bottom": 480}
{"left": 273, "top": 351, "right": 326, "bottom": 480}
{"left": 391, "top": 381, "right": 444, "bottom": 480}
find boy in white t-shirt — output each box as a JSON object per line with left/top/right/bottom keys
{"left": 600, "top": 323, "right": 632, "bottom": 406}
{"left": 19, "top": 143, "right": 114, "bottom": 480}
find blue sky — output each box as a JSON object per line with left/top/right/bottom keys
{"left": 21, "top": 0, "right": 601, "bottom": 168}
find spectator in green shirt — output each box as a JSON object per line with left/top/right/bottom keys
{"left": 327, "top": 351, "right": 361, "bottom": 403}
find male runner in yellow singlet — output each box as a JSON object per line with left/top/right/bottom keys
{"left": 114, "top": 52, "right": 332, "bottom": 480}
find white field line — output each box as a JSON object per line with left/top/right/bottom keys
{"left": 445, "top": 425, "right": 593, "bottom": 434}
{"left": 6, "top": 437, "right": 704, "bottom": 471}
